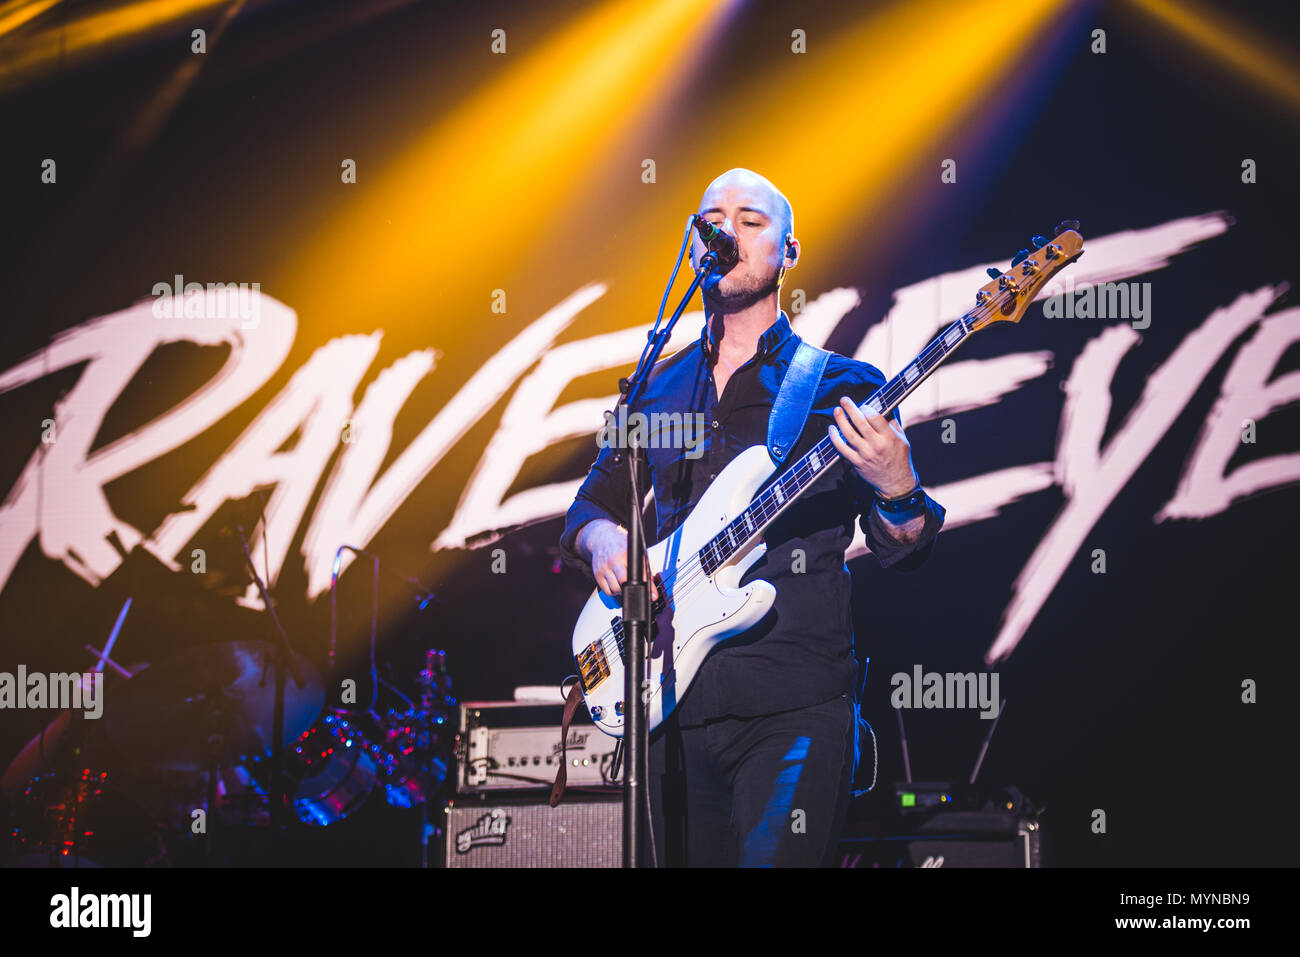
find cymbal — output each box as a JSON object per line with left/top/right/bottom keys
{"left": 96, "top": 641, "right": 323, "bottom": 772}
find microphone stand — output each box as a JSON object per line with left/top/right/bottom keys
{"left": 330, "top": 544, "right": 444, "bottom": 866}
{"left": 233, "top": 524, "right": 308, "bottom": 839}
{"left": 617, "top": 249, "right": 725, "bottom": 868}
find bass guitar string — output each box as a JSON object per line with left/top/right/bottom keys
{"left": 590, "top": 280, "right": 1026, "bottom": 663}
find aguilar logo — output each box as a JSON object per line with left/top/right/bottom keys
{"left": 456, "top": 808, "right": 511, "bottom": 853}
{"left": 552, "top": 730, "right": 589, "bottom": 756}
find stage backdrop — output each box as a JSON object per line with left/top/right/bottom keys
{"left": 1, "top": 0, "right": 1297, "bottom": 864}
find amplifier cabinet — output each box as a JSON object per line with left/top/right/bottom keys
{"left": 440, "top": 791, "right": 622, "bottom": 868}
{"left": 836, "top": 811, "right": 1042, "bottom": 868}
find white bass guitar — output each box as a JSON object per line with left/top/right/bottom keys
{"left": 570, "top": 226, "right": 1084, "bottom": 736}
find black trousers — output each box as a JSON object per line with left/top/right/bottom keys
{"left": 644, "top": 692, "right": 858, "bottom": 867}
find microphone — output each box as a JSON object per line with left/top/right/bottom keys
{"left": 692, "top": 213, "right": 738, "bottom": 269}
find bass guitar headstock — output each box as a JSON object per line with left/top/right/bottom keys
{"left": 967, "top": 220, "right": 1084, "bottom": 331}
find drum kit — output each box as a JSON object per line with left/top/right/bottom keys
{"left": 1, "top": 641, "right": 456, "bottom": 866}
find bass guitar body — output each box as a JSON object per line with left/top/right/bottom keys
{"left": 571, "top": 445, "right": 778, "bottom": 737}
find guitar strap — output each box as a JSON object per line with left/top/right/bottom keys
{"left": 767, "top": 336, "right": 831, "bottom": 466}
{"left": 550, "top": 336, "right": 831, "bottom": 807}
{"left": 549, "top": 680, "right": 586, "bottom": 807}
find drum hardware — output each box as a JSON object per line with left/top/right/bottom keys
{"left": 95, "top": 641, "right": 324, "bottom": 773}
{"left": 3, "top": 684, "right": 165, "bottom": 868}
{"left": 3, "top": 545, "right": 456, "bottom": 865}
{"left": 5, "top": 765, "right": 167, "bottom": 868}
{"left": 236, "top": 649, "right": 457, "bottom": 827}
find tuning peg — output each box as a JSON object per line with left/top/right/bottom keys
{"left": 1054, "top": 219, "right": 1080, "bottom": 236}
{"left": 1010, "top": 248, "right": 1031, "bottom": 267}
{"left": 1031, "top": 235, "right": 1049, "bottom": 248}
{"left": 986, "top": 267, "right": 1002, "bottom": 278}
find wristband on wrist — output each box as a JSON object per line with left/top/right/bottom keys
{"left": 874, "top": 484, "right": 925, "bottom": 520}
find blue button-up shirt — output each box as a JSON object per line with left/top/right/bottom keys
{"left": 560, "top": 311, "right": 945, "bottom": 724}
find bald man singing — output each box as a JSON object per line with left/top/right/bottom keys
{"left": 559, "top": 168, "right": 946, "bottom": 867}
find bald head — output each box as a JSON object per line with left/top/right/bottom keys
{"left": 699, "top": 168, "right": 793, "bottom": 242}
{"left": 692, "top": 167, "right": 799, "bottom": 307}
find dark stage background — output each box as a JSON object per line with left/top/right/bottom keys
{"left": 0, "top": 0, "right": 1298, "bottom": 866}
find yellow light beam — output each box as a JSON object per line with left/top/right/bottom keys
{"left": 1128, "top": 0, "right": 1300, "bottom": 111}
{"left": 285, "top": 0, "right": 727, "bottom": 338}
{"left": 0, "top": 0, "right": 232, "bottom": 92}
{"left": 0, "top": 0, "right": 63, "bottom": 42}
{"left": 586, "top": 0, "right": 1067, "bottom": 324}
{"left": 702, "top": 0, "right": 1067, "bottom": 271}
